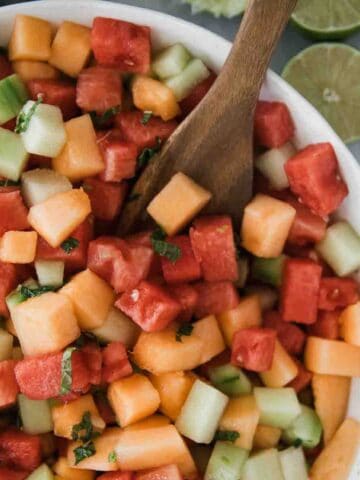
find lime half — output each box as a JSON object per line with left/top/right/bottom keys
{"left": 292, "top": 0, "right": 360, "bottom": 39}
{"left": 282, "top": 43, "right": 360, "bottom": 144}
{"left": 182, "top": 0, "right": 246, "bottom": 18}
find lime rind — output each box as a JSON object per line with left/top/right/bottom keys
{"left": 182, "top": 0, "right": 246, "bottom": 18}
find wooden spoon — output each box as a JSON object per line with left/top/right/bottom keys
{"left": 118, "top": 0, "right": 297, "bottom": 235}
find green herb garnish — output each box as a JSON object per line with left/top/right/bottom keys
{"left": 61, "top": 237, "right": 79, "bottom": 254}
{"left": 90, "top": 105, "right": 121, "bottom": 128}
{"left": 220, "top": 375, "right": 240, "bottom": 384}
{"left": 0, "top": 179, "right": 19, "bottom": 187}
{"left": 141, "top": 111, "right": 153, "bottom": 125}
{"left": 60, "top": 347, "right": 77, "bottom": 395}
{"left": 72, "top": 411, "right": 100, "bottom": 465}
{"left": 137, "top": 137, "right": 162, "bottom": 169}
{"left": 151, "top": 228, "right": 181, "bottom": 263}
{"left": 19, "top": 285, "right": 56, "bottom": 301}
{"left": 75, "top": 332, "right": 100, "bottom": 348}
{"left": 108, "top": 450, "right": 117, "bottom": 463}
{"left": 15, "top": 95, "right": 43, "bottom": 133}
{"left": 176, "top": 323, "right": 194, "bottom": 342}
{"left": 293, "top": 438, "right": 303, "bottom": 448}
{"left": 215, "top": 430, "right": 240, "bottom": 443}
{"left": 74, "top": 441, "right": 96, "bottom": 465}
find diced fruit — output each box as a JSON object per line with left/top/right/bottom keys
{"left": 287, "top": 359, "right": 312, "bottom": 393}
{"left": 242, "top": 448, "right": 285, "bottom": 480}
{"left": 0, "top": 55, "right": 13, "bottom": 80}
{"left": 81, "top": 343, "right": 102, "bottom": 386}
{"left": 208, "top": 363, "right": 252, "bottom": 397}
{"left": 194, "top": 281, "right": 240, "bottom": 318}
{"left": 26, "top": 464, "right": 54, "bottom": 480}
{"left": 9, "top": 15, "right": 52, "bottom": 61}
{"left": 339, "top": 301, "right": 360, "bottom": 345}
{"left": 83, "top": 177, "right": 126, "bottom": 221}
{"left": 147, "top": 173, "right": 211, "bottom": 236}
{"left": 305, "top": 336, "right": 360, "bottom": 376}
{"left": 102, "top": 342, "right": 132, "bottom": 383}
{"left": 231, "top": 327, "right": 276, "bottom": 372}
{"left": 260, "top": 340, "right": 299, "bottom": 387}
{"left": 253, "top": 387, "right": 301, "bottom": 429}
{"left": 150, "top": 371, "right": 196, "bottom": 421}
{"left": 251, "top": 255, "right": 287, "bottom": 288}
{"left": 0, "top": 360, "right": 19, "bottom": 408}
{"left": 280, "top": 258, "right": 322, "bottom": 324}
{"left": 253, "top": 424, "right": 282, "bottom": 450}
{"left": 28, "top": 188, "right": 91, "bottom": 248}
{"left": 136, "top": 465, "right": 182, "bottom": 480}
{"left": 91, "top": 17, "right": 151, "bottom": 73}
{"left": 53, "top": 457, "right": 95, "bottom": 480}
{"left": 0, "top": 230, "right": 37, "bottom": 263}
{"left": 98, "top": 474, "right": 132, "bottom": 480}
{"left": 124, "top": 415, "right": 170, "bottom": 432}
{"left": 263, "top": 311, "right": 305, "bottom": 355}
{"left": 0, "top": 189, "right": 29, "bottom": 237}
{"left": 217, "top": 295, "right": 261, "bottom": 346}
{"left": 0, "top": 429, "right": 41, "bottom": 471}
{"left": 161, "top": 235, "right": 202, "bottom": 284}
{"left": 255, "top": 143, "right": 296, "bottom": 191}
{"left": 152, "top": 43, "right": 191, "bottom": 79}
{"left": 49, "top": 21, "right": 91, "bottom": 77}
{"left": 35, "top": 260, "right": 64, "bottom": 287}
{"left": 241, "top": 194, "right": 296, "bottom": 258}
{"left": 308, "top": 310, "right": 340, "bottom": 339}
{"left": 0, "top": 128, "right": 29, "bottom": 181}
{"left": 179, "top": 72, "right": 216, "bottom": 117}
{"left": 309, "top": 418, "right": 360, "bottom": 480}
{"left": 318, "top": 277, "right": 358, "bottom": 310}
{"left": 92, "top": 308, "right": 140, "bottom": 348}
{"left": 278, "top": 447, "right": 308, "bottom": 480}
{"left": 98, "top": 134, "right": 137, "bottom": 183}
{"left": 0, "top": 74, "right": 28, "bottom": 124}
{"left": 205, "top": 441, "right": 248, "bottom": 480}
{"left": 0, "top": 329, "right": 13, "bottom": 361}
{"left": 176, "top": 379, "right": 229, "bottom": 444}
{"left": 18, "top": 395, "right": 53, "bottom": 435}
{"left": 53, "top": 114, "right": 104, "bottom": 182}
{"left": 21, "top": 168, "right": 72, "bottom": 207}
{"left": 165, "top": 58, "right": 210, "bottom": 101}
{"left": 13, "top": 61, "right": 59, "bottom": 82}
{"left": 254, "top": 101, "right": 294, "bottom": 148}
{"left": 27, "top": 79, "right": 78, "bottom": 120}
{"left": 282, "top": 405, "right": 322, "bottom": 448}
{"left": 285, "top": 143, "right": 348, "bottom": 216}
{"left": 167, "top": 284, "right": 199, "bottom": 322}
{"left": 0, "top": 468, "right": 29, "bottom": 480}
{"left": 192, "top": 315, "right": 226, "bottom": 363}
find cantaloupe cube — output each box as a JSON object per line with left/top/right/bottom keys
{"left": 241, "top": 194, "right": 296, "bottom": 258}
{"left": 12, "top": 292, "right": 80, "bottom": 356}
{"left": 217, "top": 294, "right": 262, "bottom": 346}
{"left": 219, "top": 395, "right": 260, "bottom": 450}
{"left": 124, "top": 414, "right": 171, "bottom": 431}
{"left": 0, "top": 230, "right": 37, "bottom": 264}
{"left": 192, "top": 315, "right": 225, "bottom": 364}
{"left": 150, "top": 371, "right": 196, "bottom": 420}
{"left": 305, "top": 336, "right": 360, "bottom": 377}
{"left": 52, "top": 115, "right": 104, "bottom": 182}
{"left": 9, "top": 15, "right": 53, "bottom": 62}
{"left": 260, "top": 340, "right": 298, "bottom": 387}
{"left": 6, "top": 318, "right": 17, "bottom": 338}
{"left": 147, "top": 172, "right": 212, "bottom": 235}
{"left": 108, "top": 374, "right": 160, "bottom": 427}
{"left": 28, "top": 188, "right": 91, "bottom": 248}
{"left": 310, "top": 418, "right": 360, "bottom": 480}
{"left": 253, "top": 424, "right": 282, "bottom": 450}
{"left": 49, "top": 21, "right": 91, "bottom": 77}
{"left": 339, "top": 301, "right": 360, "bottom": 346}
{"left": 59, "top": 269, "right": 114, "bottom": 329}
{"left": 114, "top": 424, "right": 197, "bottom": 477}
{"left": 12, "top": 61, "right": 60, "bottom": 82}
{"left": 132, "top": 75, "right": 181, "bottom": 121}
{"left": 312, "top": 374, "right": 350, "bottom": 445}
{"left": 52, "top": 394, "right": 105, "bottom": 439}
{"left": 0, "top": 328, "right": 13, "bottom": 361}
{"left": 53, "top": 457, "right": 95, "bottom": 480}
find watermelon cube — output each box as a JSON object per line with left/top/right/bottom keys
{"left": 287, "top": 358, "right": 313, "bottom": 393}
{"left": 167, "top": 283, "right": 199, "bottom": 322}
{"left": 0, "top": 54, "right": 13, "bottom": 80}
{"left": 318, "top": 277, "right": 358, "bottom": 311}
{"left": 0, "top": 429, "right": 41, "bottom": 471}
{"left": 161, "top": 235, "right": 201, "bottom": 284}
{"left": 307, "top": 310, "right": 340, "bottom": 340}
{"left": 193, "top": 281, "right": 240, "bottom": 318}
{"left": 0, "top": 468, "right": 29, "bottom": 480}
{"left": 0, "top": 188, "right": 30, "bottom": 235}
{"left": 280, "top": 258, "right": 322, "bottom": 325}
{"left": 91, "top": 17, "right": 151, "bottom": 73}
{"left": 98, "top": 135, "right": 138, "bottom": 183}
{"left": 231, "top": 327, "right": 277, "bottom": 372}
{"left": 254, "top": 101, "right": 295, "bottom": 148}
{"left": 136, "top": 465, "right": 182, "bottom": 480}
{"left": 81, "top": 343, "right": 102, "bottom": 386}
{"left": 102, "top": 341, "right": 133, "bottom": 383}
{"left": 180, "top": 72, "right": 216, "bottom": 118}
{"left": 0, "top": 360, "right": 19, "bottom": 409}
{"left": 190, "top": 215, "right": 238, "bottom": 282}
{"left": 83, "top": 177, "right": 127, "bottom": 221}
{"left": 115, "top": 281, "right": 182, "bottom": 332}
{"left": 285, "top": 143, "right": 348, "bottom": 216}
{"left": 263, "top": 310, "right": 306, "bottom": 355}
{"left": 0, "top": 262, "right": 17, "bottom": 316}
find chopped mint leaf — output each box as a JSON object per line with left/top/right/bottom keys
{"left": 293, "top": 438, "right": 303, "bottom": 448}
{"left": 141, "top": 111, "right": 153, "bottom": 125}
{"left": 73, "top": 441, "right": 96, "bottom": 465}
{"left": 137, "top": 137, "right": 162, "bottom": 169}
{"left": 151, "top": 228, "right": 181, "bottom": 263}
{"left": 108, "top": 450, "right": 117, "bottom": 463}
{"left": 72, "top": 411, "right": 93, "bottom": 442}
{"left": 90, "top": 105, "right": 121, "bottom": 128}
{"left": 61, "top": 237, "right": 79, "bottom": 254}
{"left": 59, "top": 347, "right": 77, "bottom": 395}
{"left": 0, "top": 179, "right": 19, "bottom": 187}
{"left": 215, "top": 430, "right": 240, "bottom": 443}
{"left": 19, "top": 285, "right": 56, "bottom": 301}
{"left": 15, "top": 95, "right": 43, "bottom": 133}
{"left": 176, "top": 323, "right": 194, "bottom": 342}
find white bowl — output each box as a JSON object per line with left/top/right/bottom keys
{"left": 1, "top": 0, "right": 359, "bottom": 475}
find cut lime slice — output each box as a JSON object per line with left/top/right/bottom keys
{"left": 292, "top": 0, "right": 360, "bottom": 39}
{"left": 282, "top": 43, "right": 360, "bottom": 144}
{"left": 183, "top": 0, "right": 246, "bottom": 18}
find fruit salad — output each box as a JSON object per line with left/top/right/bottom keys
{"left": 0, "top": 12, "right": 359, "bottom": 480}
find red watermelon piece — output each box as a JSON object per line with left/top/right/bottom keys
{"left": 27, "top": 79, "right": 78, "bottom": 120}
{"left": 318, "top": 277, "right": 359, "bottom": 311}
{"left": 98, "top": 131, "right": 138, "bottom": 182}
{"left": 83, "top": 177, "right": 127, "bottom": 221}
{"left": 101, "top": 341, "right": 132, "bottom": 383}
{"left": 193, "top": 281, "right": 240, "bottom": 318}
{"left": 161, "top": 235, "right": 201, "bottom": 284}
{"left": 0, "top": 54, "right": 13, "bottom": 80}
{"left": 263, "top": 310, "right": 306, "bottom": 355}
{"left": 307, "top": 310, "right": 340, "bottom": 340}
{"left": 231, "top": 327, "right": 277, "bottom": 372}
{"left": 167, "top": 283, "right": 199, "bottom": 322}
{"left": 254, "top": 101, "right": 295, "bottom": 148}
{"left": 0, "top": 429, "right": 41, "bottom": 472}
{"left": 0, "top": 262, "right": 17, "bottom": 316}
{"left": 0, "top": 360, "right": 19, "bottom": 409}
{"left": 0, "top": 189, "right": 30, "bottom": 236}
{"left": 0, "top": 468, "right": 29, "bottom": 480}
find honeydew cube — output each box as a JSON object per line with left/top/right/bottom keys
{"left": 260, "top": 340, "right": 299, "bottom": 387}
{"left": 12, "top": 60, "right": 60, "bottom": 82}
{"left": 53, "top": 457, "right": 95, "bottom": 480}
{"left": 279, "top": 447, "right": 308, "bottom": 480}
{"left": 176, "top": 379, "right": 229, "bottom": 444}
{"left": 253, "top": 387, "right": 301, "bottom": 430}
{"left": 59, "top": 269, "right": 115, "bottom": 329}
{"left": 152, "top": 43, "right": 192, "bottom": 79}
{"left": 0, "top": 231, "right": 38, "bottom": 264}
{"left": 0, "top": 328, "right": 13, "bottom": 361}
{"left": 243, "top": 449, "right": 285, "bottom": 480}
{"left": 21, "top": 168, "right": 72, "bottom": 207}
{"left": 205, "top": 441, "right": 248, "bottom": 480}
{"left": 108, "top": 374, "right": 160, "bottom": 427}
{"left": 26, "top": 463, "right": 54, "bottom": 480}
{"left": 0, "top": 128, "right": 29, "bottom": 181}
{"left": 20, "top": 101, "right": 67, "bottom": 157}
{"left": 49, "top": 21, "right": 91, "bottom": 78}
{"left": 52, "top": 394, "right": 105, "bottom": 439}
{"left": 18, "top": 394, "right": 53, "bottom": 435}
{"left": 35, "top": 260, "right": 64, "bottom": 288}
{"left": 9, "top": 15, "right": 52, "bottom": 62}
{"left": 255, "top": 143, "right": 296, "bottom": 191}
{"left": 12, "top": 292, "right": 80, "bottom": 356}
{"left": 28, "top": 188, "right": 91, "bottom": 248}
{"left": 91, "top": 307, "right": 141, "bottom": 348}
{"left": 0, "top": 74, "right": 29, "bottom": 124}
{"left": 147, "top": 172, "right": 212, "bottom": 235}
{"left": 165, "top": 58, "right": 210, "bottom": 101}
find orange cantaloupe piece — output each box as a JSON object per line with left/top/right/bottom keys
{"left": 217, "top": 294, "right": 262, "bottom": 346}
{"left": 52, "top": 394, "right": 105, "bottom": 439}
{"left": 114, "top": 424, "right": 197, "bottom": 477}
{"left": 54, "top": 476, "right": 67, "bottom": 480}
{"left": 6, "top": 318, "right": 17, "bottom": 338}
{"left": 312, "top": 374, "right": 351, "bottom": 445}
{"left": 0, "top": 231, "right": 37, "bottom": 264}
{"left": 150, "top": 371, "right": 196, "bottom": 420}
{"left": 108, "top": 374, "right": 160, "bottom": 427}
{"left": 68, "top": 428, "right": 121, "bottom": 471}
{"left": 12, "top": 292, "right": 80, "bottom": 357}
{"left": 192, "top": 315, "right": 225, "bottom": 364}
{"left": 147, "top": 172, "right": 212, "bottom": 235}
{"left": 253, "top": 424, "right": 282, "bottom": 450}
{"left": 260, "top": 340, "right": 298, "bottom": 387}
{"left": 339, "top": 302, "right": 360, "bottom": 346}
{"left": 59, "top": 269, "right": 115, "bottom": 329}
{"left": 52, "top": 115, "right": 104, "bottom": 182}
{"left": 53, "top": 457, "right": 95, "bottom": 480}
{"left": 124, "top": 414, "right": 171, "bottom": 431}
{"left": 241, "top": 194, "right": 296, "bottom": 258}
{"left": 132, "top": 75, "right": 181, "bottom": 121}
{"left": 219, "top": 395, "right": 260, "bottom": 451}
{"left": 28, "top": 188, "right": 91, "bottom": 248}
{"left": 9, "top": 15, "right": 53, "bottom": 62}
{"left": 310, "top": 418, "right": 360, "bottom": 480}
{"left": 12, "top": 60, "right": 60, "bottom": 82}
{"left": 305, "top": 336, "right": 360, "bottom": 377}
{"left": 49, "top": 21, "right": 91, "bottom": 77}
